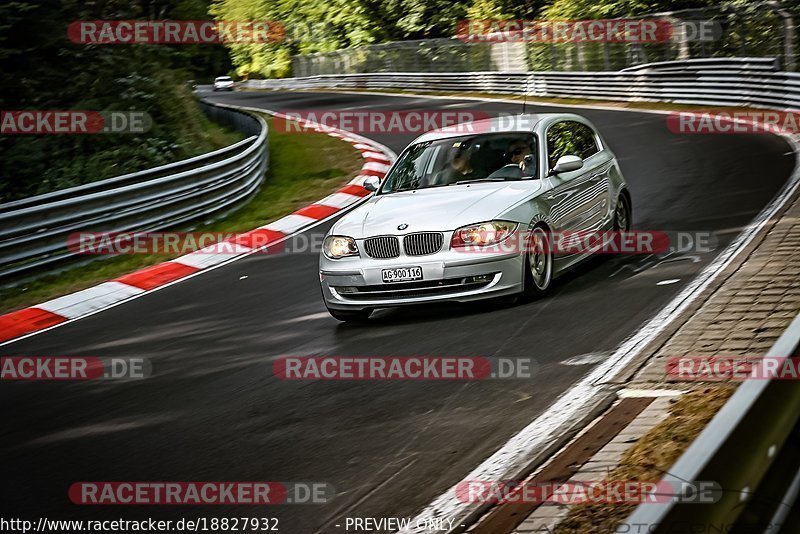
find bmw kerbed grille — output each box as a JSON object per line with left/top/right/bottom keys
{"left": 364, "top": 236, "right": 400, "bottom": 259}
{"left": 333, "top": 275, "right": 495, "bottom": 301}
{"left": 363, "top": 233, "right": 444, "bottom": 258}
{"left": 403, "top": 232, "right": 444, "bottom": 256}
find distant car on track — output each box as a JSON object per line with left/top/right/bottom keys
{"left": 212, "top": 76, "right": 235, "bottom": 91}
{"left": 319, "top": 113, "right": 631, "bottom": 322}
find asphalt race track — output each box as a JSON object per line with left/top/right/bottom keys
{"left": 1, "top": 90, "right": 795, "bottom": 533}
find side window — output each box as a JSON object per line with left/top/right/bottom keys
{"left": 546, "top": 121, "right": 600, "bottom": 169}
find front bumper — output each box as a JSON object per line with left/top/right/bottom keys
{"left": 319, "top": 250, "right": 524, "bottom": 310}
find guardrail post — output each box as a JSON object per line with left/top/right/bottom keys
{"left": 768, "top": 1, "right": 796, "bottom": 71}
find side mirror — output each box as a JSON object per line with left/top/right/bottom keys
{"left": 549, "top": 155, "right": 583, "bottom": 176}
{"left": 363, "top": 176, "right": 381, "bottom": 192}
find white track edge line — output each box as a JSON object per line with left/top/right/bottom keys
{"left": 0, "top": 195, "right": 374, "bottom": 348}
{"left": 0, "top": 105, "right": 397, "bottom": 347}
{"left": 26, "top": 88, "right": 788, "bottom": 530}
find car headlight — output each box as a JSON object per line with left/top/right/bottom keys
{"left": 451, "top": 221, "right": 518, "bottom": 248}
{"left": 323, "top": 235, "right": 359, "bottom": 259}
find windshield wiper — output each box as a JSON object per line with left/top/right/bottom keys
{"left": 452, "top": 178, "right": 506, "bottom": 185}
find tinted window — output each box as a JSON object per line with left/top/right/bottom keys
{"left": 546, "top": 121, "right": 599, "bottom": 169}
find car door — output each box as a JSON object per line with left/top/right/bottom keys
{"left": 544, "top": 120, "right": 611, "bottom": 235}
{"left": 570, "top": 121, "right": 613, "bottom": 230}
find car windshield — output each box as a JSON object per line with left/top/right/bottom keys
{"left": 216, "top": 77, "right": 232, "bottom": 82}
{"left": 379, "top": 133, "right": 537, "bottom": 194}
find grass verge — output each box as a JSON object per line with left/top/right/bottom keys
{"left": 0, "top": 116, "right": 362, "bottom": 314}
{"left": 554, "top": 386, "right": 736, "bottom": 534}
{"left": 1, "top": 84, "right": 245, "bottom": 203}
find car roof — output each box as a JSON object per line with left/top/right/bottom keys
{"left": 410, "top": 112, "right": 589, "bottom": 144}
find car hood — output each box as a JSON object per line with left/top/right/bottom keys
{"left": 333, "top": 181, "right": 541, "bottom": 238}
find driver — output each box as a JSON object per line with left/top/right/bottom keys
{"left": 506, "top": 138, "right": 533, "bottom": 168}
{"left": 485, "top": 138, "right": 535, "bottom": 179}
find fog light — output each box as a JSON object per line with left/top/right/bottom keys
{"left": 467, "top": 274, "right": 493, "bottom": 283}
{"left": 335, "top": 286, "right": 358, "bottom": 294}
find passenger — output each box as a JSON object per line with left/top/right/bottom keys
{"left": 431, "top": 143, "right": 479, "bottom": 185}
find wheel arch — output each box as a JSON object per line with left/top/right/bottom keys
{"left": 619, "top": 187, "right": 632, "bottom": 222}
{"left": 521, "top": 219, "right": 552, "bottom": 271}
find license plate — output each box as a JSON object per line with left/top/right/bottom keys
{"left": 381, "top": 266, "right": 423, "bottom": 283}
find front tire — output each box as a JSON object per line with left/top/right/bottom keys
{"left": 520, "top": 225, "right": 553, "bottom": 301}
{"left": 327, "top": 308, "right": 372, "bottom": 323}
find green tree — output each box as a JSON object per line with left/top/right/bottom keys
{"left": 0, "top": 0, "right": 235, "bottom": 202}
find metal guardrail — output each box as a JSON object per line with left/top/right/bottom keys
{"left": 245, "top": 57, "right": 800, "bottom": 110}
{"left": 622, "top": 312, "right": 800, "bottom": 532}
{"left": 0, "top": 101, "right": 268, "bottom": 280}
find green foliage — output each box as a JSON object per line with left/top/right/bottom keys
{"left": 213, "top": 0, "right": 731, "bottom": 78}
{"left": 0, "top": 0, "right": 237, "bottom": 202}
{"left": 211, "top": 0, "right": 506, "bottom": 78}
{"left": 467, "top": 0, "right": 545, "bottom": 20}
{"left": 210, "top": 0, "right": 390, "bottom": 78}
{"left": 1, "top": 0, "right": 789, "bottom": 201}
{"left": 0, "top": 118, "right": 362, "bottom": 313}
{"left": 543, "top": 0, "right": 719, "bottom": 19}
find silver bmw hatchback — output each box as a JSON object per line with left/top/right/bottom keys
{"left": 319, "top": 113, "right": 631, "bottom": 322}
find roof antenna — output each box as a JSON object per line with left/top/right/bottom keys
{"left": 522, "top": 73, "right": 529, "bottom": 115}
